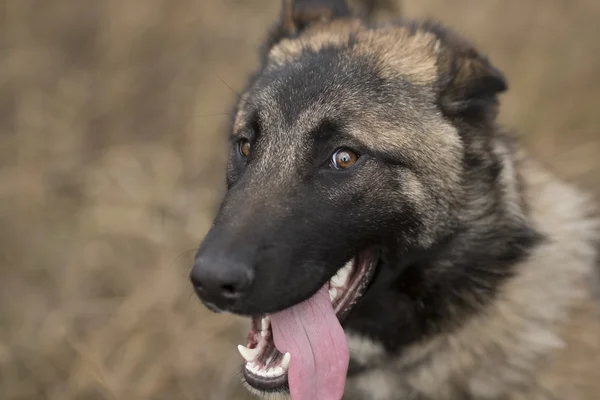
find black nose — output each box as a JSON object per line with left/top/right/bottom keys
{"left": 190, "top": 254, "right": 253, "bottom": 310}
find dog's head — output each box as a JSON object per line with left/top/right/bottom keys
{"left": 191, "top": 0, "right": 508, "bottom": 396}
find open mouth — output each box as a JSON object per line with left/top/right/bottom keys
{"left": 238, "top": 250, "right": 377, "bottom": 395}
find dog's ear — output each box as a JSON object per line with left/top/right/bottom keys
{"left": 436, "top": 28, "right": 508, "bottom": 120}
{"left": 279, "top": 0, "right": 351, "bottom": 36}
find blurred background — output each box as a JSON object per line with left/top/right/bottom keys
{"left": 1, "top": 0, "right": 599, "bottom": 399}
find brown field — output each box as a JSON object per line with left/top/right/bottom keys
{"left": 1, "top": 1, "right": 599, "bottom": 399}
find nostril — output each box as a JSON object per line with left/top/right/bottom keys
{"left": 221, "top": 284, "right": 237, "bottom": 296}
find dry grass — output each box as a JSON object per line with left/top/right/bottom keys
{"left": 1, "top": 1, "right": 598, "bottom": 399}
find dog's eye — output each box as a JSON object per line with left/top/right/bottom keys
{"left": 239, "top": 139, "right": 251, "bottom": 158}
{"left": 330, "top": 148, "right": 359, "bottom": 170}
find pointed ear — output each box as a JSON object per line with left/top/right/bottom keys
{"left": 436, "top": 29, "right": 508, "bottom": 119}
{"left": 279, "top": 0, "right": 352, "bottom": 35}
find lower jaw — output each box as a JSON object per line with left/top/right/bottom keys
{"left": 239, "top": 250, "right": 378, "bottom": 393}
{"left": 242, "top": 363, "right": 289, "bottom": 395}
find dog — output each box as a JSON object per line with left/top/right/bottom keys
{"left": 190, "top": 1, "right": 600, "bottom": 398}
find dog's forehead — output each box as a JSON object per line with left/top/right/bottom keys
{"left": 233, "top": 59, "right": 365, "bottom": 144}
{"left": 233, "top": 21, "right": 443, "bottom": 140}
{"left": 269, "top": 20, "right": 441, "bottom": 85}
{"left": 257, "top": 56, "right": 376, "bottom": 135}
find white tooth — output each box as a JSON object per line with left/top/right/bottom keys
{"left": 331, "top": 270, "right": 347, "bottom": 287}
{"left": 264, "top": 356, "right": 273, "bottom": 366}
{"left": 343, "top": 259, "right": 353, "bottom": 274}
{"left": 329, "top": 287, "right": 337, "bottom": 301}
{"left": 281, "top": 352, "right": 291, "bottom": 371}
{"left": 266, "top": 367, "right": 276, "bottom": 377}
{"left": 330, "top": 274, "right": 342, "bottom": 288}
{"left": 238, "top": 345, "right": 259, "bottom": 362}
{"left": 273, "top": 366, "right": 285, "bottom": 376}
{"left": 246, "top": 362, "right": 257, "bottom": 373}
{"left": 330, "top": 278, "right": 339, "bottom": 287}
{"left": 331, "top": 260, "right": 352, "bottom": 287}
{"left": 261, "top": 316, "right": 270, "bottom": 331}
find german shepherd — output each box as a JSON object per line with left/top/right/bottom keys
{"left": 190, "top": 1, "right": 600, "bottom": 398}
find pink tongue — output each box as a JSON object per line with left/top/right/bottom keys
{"left": 270, "top": 284, "right": 349, "bottom": 400}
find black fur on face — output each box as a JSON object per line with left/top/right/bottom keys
{"left": 196, "top": 57, "right": 428, "bottom": 315}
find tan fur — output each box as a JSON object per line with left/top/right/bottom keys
{"left": 269, "top": 20, "right": 439, "bottom": 85}
{"left": 346, "top": 331, "right": 387, "bottom": 366}
{"left": 345, "top": 146, "right": 600, "bottom": 400}
{"left": 268, "top": 19, "right": 363, "bottom": 66}
{"left": 354, "top": 25, "right": 439, "bottom": 84}
{"left": 233, "top": 92, "right": 253, "bottom": 136}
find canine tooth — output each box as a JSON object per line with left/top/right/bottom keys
{"left": 281, "top": 352, "right": 291, "bottom": 371}
{"left": 261, "top": 316, "right": 270, "bottom": 331}
{"left": 329, "top": 287, "right": 338, "bottom": 301}
{"left": 238, "top": 345, "right": 259, "bottom": 362}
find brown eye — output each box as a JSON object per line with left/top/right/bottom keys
{"left": 239, "top": 139, "right": 251, "bottom": 158}
{"left": 331, "top": 148, "right": 359, "bottom": 170}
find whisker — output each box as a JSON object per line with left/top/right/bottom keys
{"left": 171, "top": 248, "right": 199, "bottom": 273}
{"left": 213, "top": 73, "right": 257, "bottom": 109}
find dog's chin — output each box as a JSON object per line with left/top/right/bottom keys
{"left": 238, "top": 249, "right": 379, "bottom": 396}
